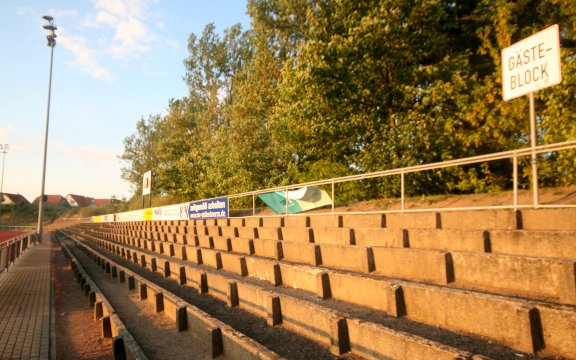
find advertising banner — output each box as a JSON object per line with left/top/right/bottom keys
{"left": 152, "top": 203, "right": 190, "bottom": 221}
{"left": 188, "top": 197, "right": 229, "bottom": 219}
{"left": 115, "top": 209, "right": 145, "bottom": 222}
{"left": 258, "top": 186, "right": 332, "bottom": 214}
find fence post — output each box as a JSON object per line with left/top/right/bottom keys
{"left": 285, "top": 188, "right": 289, "bottom": 214}
{"left": 401, "top": 171, "right": 405, "bottom": 213}
{"left": 513, "top": 153, "right": 518, "bottom": 210}
{"left": 331, "top": 181, "right": 335, "bottom": 214}
{"left": 529, "top": 92, "right": 539, "bottom": 208}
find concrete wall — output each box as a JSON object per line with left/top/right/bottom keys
{"left": 401, "top": 283, "right": 535, "bottom": 353}
{"left": 385, "top": 212, "right": 439, "bottom": 229}
{"left": 328, "top": 272, "right": 401, "bottom": 315}
{"left": 440, "top": 209, "right": 518, "bottom": 230}
{"left": 261, "top": 217, "right": 283, "bottom": 228}
{"left": 244, "top": 257, "right": 280, "bottom": 285}
{"left": 407, "top": 229, "right": 487, "bottom": 253}
{"left": 538, "top": 304, "right": 576, "bottom": 358}
{"left": 252, "top": 238, "right": 282, "bottom": 259}
{"left": 219, "top": 252, "right": 247, "bottom": 276}
{"left": 278, "top": 296, "right": 337, "bottom": 345}
{"left": 235, "top": 282, "right": 270, "bottom": 318}
{"left": 309, "top": 215, "right": 341, "bottom": 228}
{"left": 278, "top": 263, "right": 326, "bottom": 296}
{"left": 319, "top": 244, "right": 373, "bottom": 273}
{"left": 341, "top": 214, "right": 384, "bottom": 229}
{"left": 347, "top": 318, "right": 471, "bottom": 360}
{"left": 212, "top": 236, "right": 232, "bottom": 252}
{"left": 372, "top": 247, "right": 451, "bottom": 284}
{"left": 451, "top": 252, "right": 576, "bottom": 304}
{"left": 351, "top": 228, "right": 405, "bottom": 247}
{"left": 230, "top": 237, "right": 253, "bottom": 255}
{"left": 280, "top": 227, "right": 313, "bottom": 243}
{"left": 237, "top": 227, "right": 257, "bottom": 239}
{"left": 520, "top": 208, "right": 576, "bottom": 231}
{"left": 489, "top": 230, "right": 576, "bottom": 258}
{"left": 257, "top": 227, "right": 281, "bottom": 241}
{"left": 313, "top": 228, "right": 353, "bottom": 245}
{"left": 281, "top": 241, "right": 320, "bottom": 266}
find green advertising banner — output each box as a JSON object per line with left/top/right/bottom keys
{"left": 258, "top": 186, "right": 332, "bottom": 214}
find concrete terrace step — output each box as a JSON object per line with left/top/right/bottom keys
{"left": 60, "top": 236, "right": 285, "bottom": 360}
{"left": 80, "top": 224, "right": 576, "bottom": 305}
{"left": 83, "top": 207, "right": 576, "bottom": 259}
{"left": 63, "top": 230, "right": 550, "bottom": 360}
{"left": 68, "top": 225, "right": 576, "bottom": 359}
{"left": 93, "top": 207, "right": 576, "bottom": 231}
{"left": 88, "top": 223, "right": 576, "bottom": 260}
{"left": 57, "top": 238, "right": 148, "bottom": 360}
{"left": 70, "top": 206, "right": 576, "bottom": 359}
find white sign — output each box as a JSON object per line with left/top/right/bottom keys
{"left": 152, "top": 203, "right": 190, "bottom": 221}
{"left": 502, "top": 24, "right": 561, "bottom": 101}
{"left": 142, "top": 170, "right": 152, "bottom": 195}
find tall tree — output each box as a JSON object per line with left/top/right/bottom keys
{"left": 119, "top": 114, "right": 165, "bottom": 195}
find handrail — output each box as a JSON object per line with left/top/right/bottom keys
{"left": 0, "top": 226, "right": 36, "bottom": 232}
{"left": 93, "top": 140, "right": 576, "bottom": 222}
{"left": 230, "top": 140, "right": 576, "bottom": 197}
{"left": 0, "top": 232, "right": 33, "bottom": 249}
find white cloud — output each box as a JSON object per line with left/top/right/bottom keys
{"left": 0, "top": 125, "right": 15, "bottom": 143}
{"left": 52, "top": 142, "right": 120, "bottom": 164}
{"left": 91, "top": 0, "right": 154, "bottom": 60}
{"left": 47, "top": 9, "right": 78, "bottom": 18}
{"left": 17, "top": 6, "right": 34, "bottom": 16}
{"left": 108, "top": 18, "right": 149, "bottom": 58}
{"left": 94, "top": 10, "right": 116, "bottom": 26}
{"left": 41, "top": 0, "right": 170, "bottom": 79}
{"left": 58, "top": 29, "right": 114, "bottom": 80}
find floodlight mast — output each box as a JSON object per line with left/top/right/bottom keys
{"left": 37, "top": 16, "right": 57, "bottom": 242}
{"left": 0, "top": 144, "right": 8, "bottom": 215}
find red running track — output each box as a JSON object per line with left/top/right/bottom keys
{"left": 0, "top": 231, "right": 26, "bottom": 244}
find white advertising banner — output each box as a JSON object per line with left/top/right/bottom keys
{"left": 152, "top": 203, "right": 191, "bottom": 221}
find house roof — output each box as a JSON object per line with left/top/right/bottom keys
{"left": 33, "top": 195, "right": 67, "bottom": 205}
{"left": 1, "top": 193, "right": 29, "bottom": 204}
{"left": 93, "top": 198, "right": 113, "bottom": 207}
{"left": 66, "top": 194, "right": 93, "bottom": 207}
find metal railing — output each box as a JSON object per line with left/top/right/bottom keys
{"left": 0, "top": 232, "right": 35, "bottom": 272}
{"left": 0, "top": 225, "right": 36, "bottom": 232}
{"left": 91, "top": 140, "right": 576, "bottom": 223}
{"left": 228, "top": 140, "right": 576, "bottom": 216}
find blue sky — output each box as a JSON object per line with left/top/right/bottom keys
{"left": 0, "top": 0, "right": 251, "bottom": 203}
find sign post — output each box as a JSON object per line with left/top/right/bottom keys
{"left": 502, "top": 24, "right": 562, "bottom": 207}
{"left": 142, "top": 170, "right": 152, "bottom": 208}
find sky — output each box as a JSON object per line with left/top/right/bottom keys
{"left": 0, "top": 0, "right": 251, "bottom": 203}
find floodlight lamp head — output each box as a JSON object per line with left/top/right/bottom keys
{"left": 42, "top": 15, "right": 53, "bottom": 22}
{"left": 42, "top": 21, "right": 57, "bottom": 47}
{"left": 43, "top": 24, "right": 57, "bottom": 31}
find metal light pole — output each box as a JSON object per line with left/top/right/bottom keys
{"left": 37, "top": 16, "right": 57, "bottom": 243}
{"left": 0, "top": 144, "right": 8, "bottom": 215}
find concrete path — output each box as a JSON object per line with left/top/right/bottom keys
{"left": 0, "top": 240, "right": 51, "bottom": 360}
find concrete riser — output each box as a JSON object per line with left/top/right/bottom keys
{"left": 73, "top": 207, "right": 576, "bottom": 359}
{"left": 74, "top": 230, "right": 576, "bottom": 358}
{"left": 90, "top": 227, "right": 576, "bottom": 305}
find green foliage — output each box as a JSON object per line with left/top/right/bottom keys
{"left": 0, "top": 203, "right": 76, "bottom": 226}
{"left": 118, "top": 0, "right": 576, "bottom": 205}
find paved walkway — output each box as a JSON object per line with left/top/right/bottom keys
{"left": 0, "top": 240, "right": 51, "bottom": 360}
